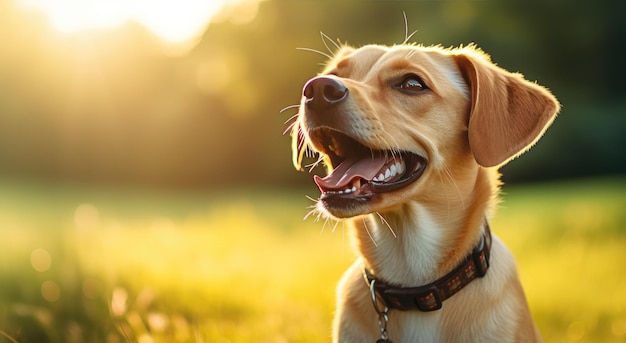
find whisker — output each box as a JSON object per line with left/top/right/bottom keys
{"left": 403, "top": 11, "right": 409, "bottom": 43}
{"left": 368, "top": 147, "right": 376, "bottom": 161}
{"left": 405, "top": 49, "right": 419, "bottom": 60}
{"left": 377, "top": 132, "right": 402, "bottom": 161}
{"left": 303, "top": 203, "right": 322, "bottom": 221}
{"left": 442, "top": 163, "right": 465, "bottom": 210}
{"left": 316, "top": 207, "right": 324, "bottom": 220}
{"left": 280, "top": 104, "right": 300, "bottom": 113}
{"left": 296, "top": 47, "right": 333, "bottom": 60}
{"left": 283, "top": 112, "right": 299, "bottom": 124}
{"left": 404, "top": 30, "right": 418, "bottom": 44}
{"left": 376, "top": 212, "right": 397, "bottom": 238}
{"left": 294, "top": 128, "right": 310, "bottom": 167}
{"left": 306, "top": 154, "right": 325, "bottom": 172}
{"left": 282, "top": 121, "right": 297, "bottom": 136}
{"left": 306, "top": 145, "right": 317, "bottom": 158}
{"left": 331, "top": 218, "right": 341, "bottom": 233}
{"left": 387, "top": 141, "right": 400, "bottom": 160}
{"left": 303, "top": 208, "right": 316, "bottom": 221}
{"left": 320, "top": 31, "right": 341, "bottom": 54}
{"left": 305, "top": 195, "right": 318, "bottom": 203}
{"left": 304, "top": 149, "right": 317, "bottom": 162}
{"left": 401, "top": 11, "right": 418, "bottom": 45}
{"left": 320, "top": 220, "right": 329, "bottom": 235}
{"left": 321, "top": 216, "right": 331, "bottom": 233}
{"left": 435, "top": 164, "right": 464, "bottom": 224}
{"left": 302, "top": 195, "right": 323, "bottom": 222}
{"left": 362, "top": 217, "right": 378, "bottom": 247}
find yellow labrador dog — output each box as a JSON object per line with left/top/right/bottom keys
{"left": 289, "top": 43, "right": 559, "bottom": 342}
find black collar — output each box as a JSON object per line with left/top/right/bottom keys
{"left": 364, "top": 222, "right": 492, "bottom": 312}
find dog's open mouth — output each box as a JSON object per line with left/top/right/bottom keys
{"left": 310, "top": 129, "right": 427, "bottom": 201}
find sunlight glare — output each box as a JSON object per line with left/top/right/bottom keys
{"left": 31, "top": 248, "right": 52, "bottom": 272}
{"left": 111, "top": 287, "right": 128, "bottom": 316}
{"left": 41, "top": 280, "right": 61, "bottom": 302}
{"left": 132, "top": 1, "right": 224, "bottom": 44}
{"left": 18, "top": 0, "right": 231, "bottom": 47}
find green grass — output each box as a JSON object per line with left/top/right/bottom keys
{"left": 0, "top": 177, "right": 625, "bottom": 342}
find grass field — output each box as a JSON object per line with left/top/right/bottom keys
{"left": 0, "top": 177, "right": 625, "bottom": 342}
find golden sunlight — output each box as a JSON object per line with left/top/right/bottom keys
{"left": 17, "top": 0, "right": 250, "bottom": 53}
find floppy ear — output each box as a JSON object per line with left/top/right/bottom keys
{"left": 454, "top": 48, "right": 560, "bottom": 167}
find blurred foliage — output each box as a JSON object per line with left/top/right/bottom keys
{"left": 0, "top": 177, "right": 625, "bottom": 342}
{"left": 0, "top": 0, "right": 624, "bottom": 188}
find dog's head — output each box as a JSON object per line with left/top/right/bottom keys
{"left": 290, "top": 44, "right": 560, "bottom": 219}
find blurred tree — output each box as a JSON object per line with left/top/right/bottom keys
{"left": 0, "top": 0, "right": 624, "bottom": 188}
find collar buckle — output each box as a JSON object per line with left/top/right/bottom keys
{"left": 415, "top": 286, "right": 442, "bottom": 312}
{"left": 472, "top": 234, "right": 489, "bottom": 277}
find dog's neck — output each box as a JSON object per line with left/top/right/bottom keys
{"left": 351, "top": 167, "right": 498, "bottom": 287}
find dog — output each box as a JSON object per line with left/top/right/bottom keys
{"left": 289, "top": 42, "right": 559, "bottom": 342}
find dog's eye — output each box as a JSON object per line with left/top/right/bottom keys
{"left": 396, "top": 75, "right": 427, "bottom": 93}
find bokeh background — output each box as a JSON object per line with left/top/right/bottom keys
{"left": 0, "top": 0, "right": 625, "bottom": 342}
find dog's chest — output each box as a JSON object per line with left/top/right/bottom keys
{"left": 388, "top": 311, "right": 442, "bottom": 342}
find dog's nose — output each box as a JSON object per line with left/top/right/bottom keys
{"left": 302, "top": 76, "right": 348, "bottom": 110}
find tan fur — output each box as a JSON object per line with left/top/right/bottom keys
{"left": 291, "top": 44, "right": 559, "bottom": 342}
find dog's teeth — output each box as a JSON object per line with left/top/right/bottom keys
{"left": 342, "top": 186, "right": 357, "bottom": 193}
{"left": 325, "top": 185, "right": 358, "bottom": 195}
{"left": 397, "top": 161, "right": 405, "bottom": 174}
{"left": 372, "top": 160, "right": 408, "bottom": 184}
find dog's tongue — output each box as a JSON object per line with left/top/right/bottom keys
{"left": 314, "top": 155, "right": 387, "bottom": 191}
